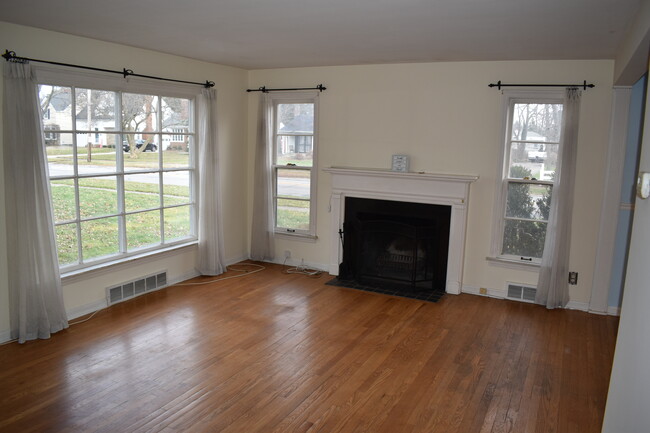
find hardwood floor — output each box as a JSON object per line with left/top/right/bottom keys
{"left": 0, "top": 262, "right": 619, "bottom": 432}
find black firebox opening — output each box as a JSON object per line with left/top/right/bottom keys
{"left": 339, "top": 197, "right": 451, "bottom": 293}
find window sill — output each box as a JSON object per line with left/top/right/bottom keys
{"left": 61, "top": 241, "right": 198, "bottom": 284}
{"left": 274, "top": 231, "right": 319, "bottom": 243}
{"left": 486, "top": 256, "right": 541, "bottom": 271}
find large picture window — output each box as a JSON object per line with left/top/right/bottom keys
{"left": 39, "top": 84, "right": 196, "bottom": 271}
{"left": 494, "top": 96, "right": 564, "bottom": 263}
{"left": 272, "top": 96, "right": 318, "bottom": 236}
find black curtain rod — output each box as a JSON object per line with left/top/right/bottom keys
{"left": 247, "top": 84, "right": 326, "bottom": 93}
{"left": 2, "top": 49, "right": 215, "bottom": 88}
{"left": 489, "top": 80, "right": 594, "bottom": 90}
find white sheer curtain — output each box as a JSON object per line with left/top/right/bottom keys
{"left": 536, "top": 88, "right": 582, "bottom": 308}
{"left": 250, "top": 94, "right": 275, "bottom": 260}
{"left": 3, "top": 62, "right": 68, "bottom": 343}
{"left": 197, "top": 88, "right": 226, "bottom": 275}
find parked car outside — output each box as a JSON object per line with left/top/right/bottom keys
{"left": 123, "top": 139, "right": 158, "bottom": 152}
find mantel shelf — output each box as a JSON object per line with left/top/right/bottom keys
{"left": 323, "top": 167, "right": 479, "bottom": 184}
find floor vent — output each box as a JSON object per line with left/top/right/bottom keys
{"left": 107, "top": 271, "right": 168, "bottom": 306}
{"left": 507, "top": 283, "right": 537, "bottom": 303}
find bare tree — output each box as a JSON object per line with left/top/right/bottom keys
{"left": 122, "top": 94, "right": 157, "bottom": 158}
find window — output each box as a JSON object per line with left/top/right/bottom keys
{"left": 171, "top": 128, "right": 186, "bottom": 142}
{"left": 493, "top": 95, "right": 564, "bottom": 264}
{"left": 39, "top": 83, "right": 196, "bottom": 271}
{"left": 272, "top": 95, "right": 318, "bottom": 236}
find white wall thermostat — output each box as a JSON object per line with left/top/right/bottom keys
{"left": 637, "top": 172, "right": 650, "bottom": 199}
{"left": 391, "top": 154, "right": 410, "bottom": 172}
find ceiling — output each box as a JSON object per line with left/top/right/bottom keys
{"left": 1, "top": 0, "right": 642, "bottom": 70}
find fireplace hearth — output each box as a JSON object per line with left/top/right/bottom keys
{"left": 339, "top": 197, "right": 451, "bottom": 293}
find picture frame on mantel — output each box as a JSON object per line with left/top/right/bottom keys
{"left": 391, "top": 154, "right": 410, "bottom": 172}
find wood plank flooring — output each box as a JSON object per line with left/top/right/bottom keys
{"left": 0, "top": 262, "right": 619, "bottom": 432}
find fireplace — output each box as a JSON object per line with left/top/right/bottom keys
{"left": 324, "top": 167, "right": 478, "bottom": 294}
{"left": 339, "top": 198, "right": 451, "bottom": 292}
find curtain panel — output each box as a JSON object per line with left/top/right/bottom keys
{"left": 197, "top": 88, "right": 226, "bottom": 275}
{"left": 250, "top": 94, "right": 275, "bottom": 260}
{"left": 3, "top": 62, "right": 68, "bottom": 343}
{"left": 536, "top": 88, "right": 582, "bottom": 308}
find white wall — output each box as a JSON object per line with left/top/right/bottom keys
{"left": 602, "top": 58, "right": 650, "bottom": 433}
{"left": 614, "top": 0, "right": 650, "bottom": 86}
{"left": 247, "top": 60, "right": 615, "bottom": 304}
{"left": 0, "top": 22, "right": 249, "bottom": 339}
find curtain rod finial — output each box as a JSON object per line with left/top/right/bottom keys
{"left": 2, "top": 50, "right": 16, "bottom": 61}
{"left": 205, "top": 80, "right": 215, "bottom": 88}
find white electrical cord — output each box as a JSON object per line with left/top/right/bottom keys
{"left": 281, "top": 258, "right": 324, "bottom": 277}
{"left": 175, "top": 263, "right": 266, "bottom": 286}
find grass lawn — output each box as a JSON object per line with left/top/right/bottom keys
{"left": 46, "top": 145, "right": 115, "bottom": 156}
{"left": 52, "top": 179, "right": 192, "bottom": 265}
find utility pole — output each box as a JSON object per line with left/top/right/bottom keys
{"left": 87, "top": 88, "right": 92, "bottom": 162}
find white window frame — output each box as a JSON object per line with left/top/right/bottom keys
{"left": 35, "top": 65, "right": 201, "bottom": 274}
{"left": 269, "top": 91, "right": 319, "bottom": 239}
{"left": 489, "top": 90, "right": 564, "bottom": 269}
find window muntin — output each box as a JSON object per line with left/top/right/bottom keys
{"left": 499, "top": 99, "right": 563, "bottom": 261}
{"left": 272, "top": 98, "right": 317, "bottom": 235}
{"left": 39, "top": 84, "right": 196, "bottom": 270}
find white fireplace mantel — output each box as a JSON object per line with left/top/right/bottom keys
{"left": 323, "top": 167, "right": 478, "bottom": 295}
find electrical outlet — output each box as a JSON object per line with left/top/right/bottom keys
{"left": 568, "top": 272, "right": 578, "bottom": 285}
{"left": 479, "top": 287, "right": 488, "bottom": 295}
{"left": 284, "top": 250, "right": 291, "bottom": 259}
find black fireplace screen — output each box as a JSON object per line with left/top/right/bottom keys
{"left": 339, "top": 198, "right": 451, "bottom": 292}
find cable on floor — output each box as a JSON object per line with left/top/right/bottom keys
{"left": 175, "top": 263, "right": 266, "bottom": 286}
{"left": 281, "top": 258, "right": 324, "bottom": 278}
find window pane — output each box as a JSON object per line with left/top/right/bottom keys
{"left": 511, "top": 103, "right": 563, "bottom": 142}
{"left": 508, "top": 142, "right": 558, "bottom": 181}
{"left": 75, "top": 88, "right": 116, "bottom": 130}
{"left": 46, "top": 133, "right": 75, "bottom": 177}
{"left": 127, "top": 210, "right": 161, "bottom": 251}
{"left": 81, "top": 217, "right": 119, "bottom": 261}
{"left": 276, "top": 135, "right": 313, "bottom": 166}
{"left": 79, "top": 176, "right": 118, "bottom": 219}
{"left": 55, "top": 223, "right": 78, "bottom": 266}
{"left": 162, "top": 135, "right": 190, "bottom": 168}
{"left": 50, "top": 179, "right": 76, "bottom": 222}
{"left": 502, "top": 219, "right": 547, "bottom": 259}
{"left": 506, "top": 183, "right": 552, "bottom": 221}
{"left": 277, "top": 103, "right": 314, "bottom": 133}
{"left": 276, "top": 199, "right": 310, "bottom": 230}
{"left": 123, "top": 134, "right": 160, "bottom": 171}
{"left": 76, "top": 133, "right": 119, "bottom": 174}
{"left": 124, "top": 174, "right": 160, "bottom": 212}
{"left": 122, "top": 93, "right": 158, "bottom": 133}
{"left": 39, "top": 85, "right": 73, "bottom": 131}
{"left": 277, "top": 169, "right": 310, "bottom": 199}
{"left": 164, "top": 206, "right": 191, "bottom": 241}
{"left": 163, "top": 172, "right": 190, "bottom": 206}
{"left": 161, "top": 97, "right": 190, "bottom": 131}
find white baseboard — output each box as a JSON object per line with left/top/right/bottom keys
{"left": 565, "top": 300, "right": 589, "bottom": 312}
{"left": 67, "top": 299, "right": 108, "bottom": 321}
{"left": 462, "top": 285, "right": 506, "bottom": 299}
{"left": 259, "top": 257, "right": 330, "bottom": 273}
{"left": 464, "top": 285, "right": 603, "bottom": 314}
{"left": 0, "top": 329, "right": 12, "bottom": 344}
{"left": 607, "top": 306, "right": 621, "bottom": 316}
{"left": 170, "top": 269, "right": 201, "bottom": 286}
{"left": 224, "top": 256, "right": 250, "bottom": 267}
